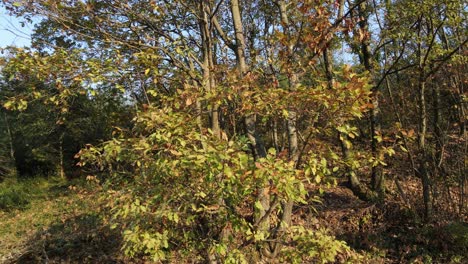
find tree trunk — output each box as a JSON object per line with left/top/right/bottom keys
{"left": 3, "top": 113, "right": 15, "bottom": 163}
{"left": 268, "top": 1, "right": 299, "bottom": 257}
{"left": 2, "top": 112, "right": 16, "bottom": 178}
{"left": 229, "top": 0, "right": 269, "bottom": 258}
{"left": 324, "top": 48, "right": 362, "bottom": 196}
{"left": 59, "top": 132, "right": 65, "bottom": 179}
{"left": 358, "top": 0, "right": 384, "bottom": 199}
{"left": 418, "top": 75, "right": 432, "bottom": 220}
{"left": 199, "top": 0, "right": 220, "bottom": 138}
{"left": 230, "top": 0, "right": 265, "bottom": 158}
{"left": 432, "top": 82, "right": 443, "bottom": 167}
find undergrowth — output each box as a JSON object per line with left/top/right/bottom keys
{"left": 1, "top": 175, "right": 466, "bottom": 263}
{"left": 0, "top": 177, "right": 60, "bottom": 211}
{"left": 0, "top": 176, "right": 120, "bottom": 263}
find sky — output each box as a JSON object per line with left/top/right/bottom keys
{"left": 0, "top": 6, "right": 34, "bottom": 48}
{"left": 0, "top": 5, "right": 356, "bottom": 63}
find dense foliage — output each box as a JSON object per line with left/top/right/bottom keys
{"left": 0, "top": 0, "right": 465, "bottom": 262}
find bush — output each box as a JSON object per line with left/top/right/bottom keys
{"left": 444, "top": 222, "right": 468, "bottom": 254}
{"left": 0, "top": 182, "right": 30, "bottom": 211}
{"left": 78, "top": 106, "right": 349, "bottom": 263}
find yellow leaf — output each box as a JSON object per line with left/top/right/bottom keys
{"left": 315, "top": 175, "right": 321, "bottom": 184}
{"left": 400, "top": 145, "right": 408, "bottom": 152}
{"left": 3, "top": 101, "right": 13, "bottom": 110}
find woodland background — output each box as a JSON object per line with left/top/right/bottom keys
{"left": 0, "top": 0, "right": 466, "bottom": 263}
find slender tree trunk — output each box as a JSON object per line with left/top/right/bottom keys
{"left": 230, "top": 0, "right": 265, "bottom": 158}
{"left": 268, "top": 1, "right": 299, "bottom": 257}
{"left": 324, "top": 47, "right": 357, "bottom": 191}
{"left": 3, "top": 113, "right": 15, "bottom": 163}
{"left": 432, "top": 82, "right": 443, "bottom": 167}
{"left": 277, "top": 2, "right": 299, "bottom": 158}
{"left": 358, "top": 0, "right": 384, "bottom": 199}
{"left": 272, "top": 119, "right": 279, "bottom": 152}
{"left": 199, "top": 3, "right": 225, "bottom": 262}
{"left": 200, "top": 0, "right": 220, "bottom": 138}
{"left": 3, "top": 112, "right": 16, "bottom": 178}
{"left": 59, "top": 132, "right": 65, "bottom": 179}
{"left": 187, "top": 57, "right": 204, "bottom": 134}
{"left": 229, "top": 1, "right": 268, "bottom": 260}
{"left": 370, "top": 92, "right": 384, "bottom": 196}
{"left": 323, "top": 48, "right": 334, "bottom": 90}
{"left": 324, "top": 47, "right": 366, "bottom": 198}
{"left": 418, "top": 73, "right": 432, "bottom": 220}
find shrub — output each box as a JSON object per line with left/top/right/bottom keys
{"left": 78, "top": 106, "right": 349, "bottom": 263}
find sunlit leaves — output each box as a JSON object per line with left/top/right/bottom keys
{"left": 0, "top": 0, "right": 377, "bottom": 262}
{"left": 3, "top": 98, "right": 27, "bottom": 111}
{"left": 76, "top": 104, "right": 321, "bottom": 261}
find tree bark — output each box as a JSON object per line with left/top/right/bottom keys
{"left": 59, "top": 132, "right": 65, "bottom": 179}
{"left": 269, "top": 0, "right": 299, "bottom": 257}
{"left": 199, "top": 0, "right": 220, "bottom": 138}
{"left": 3, "top": 112, "right": 15, "bottom": 164}
{"left": 358, "top": 0, "right": 385, "bottom": 199}
{"left": 229, "top": 0, "right": 269, "bottom": 258}
{"left": 418, "top": 75, "right": 432, "bottom": 220}
{"left": 230, "top": 0, "right": 265, "bottom": 158}
{"left": 2, "top": 112, "right": 16, "bottom": 178}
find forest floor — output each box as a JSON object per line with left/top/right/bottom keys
{"left": 0, "top": 178, "right": 126, "bottom": 263}
{"left": 312, "top": 180, "right": 467, "bottom": 263}
{"left": 0, "top": 176, "right": 466, "bottom": 263}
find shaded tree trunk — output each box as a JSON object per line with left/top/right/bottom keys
{"left": 358, "top": 0, "right": 384, "bottom": 199}
{"left": 418, "top": 74, "right": 432, "bottom": 220}
{"left": 3, "top": 112, "right": 15, "bottom": 164}
{"left": 59, "top": 132, "right": 65, "bottom": 179}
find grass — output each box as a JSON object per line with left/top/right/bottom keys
{"left": 0, "top": 177, "right": 52, "bottom": 211}
{"left": 0, "top": 176, "right": 123, "bottom": 263}
{"left": 0, "top": 177, "right": 71, "bottom": 260}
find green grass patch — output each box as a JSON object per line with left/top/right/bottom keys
{"left": 0, "top": 176, "right": 123, "bottom": 263}
{"left": 0, "top": 176, "right": 66, "bottom": 212}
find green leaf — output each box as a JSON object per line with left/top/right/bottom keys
{"left": 315, "top": 175, "right": 321, "bottom": 184}
{"left": 254, "top": 200, "right": 264, "bottom": 211}
{"left": 224, "top": 166, "right": 234, "bottom": 178}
